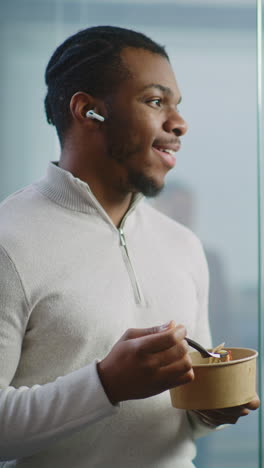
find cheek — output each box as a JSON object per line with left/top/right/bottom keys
{"left": 106, "top": 106, "right": 160, "bottom": 153}
{"left": 130, "top": 111, "right": 160, "bottom": 146}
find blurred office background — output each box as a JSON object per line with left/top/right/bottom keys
{"left": 0, "top": 1, "right": 263, "bottom": 467}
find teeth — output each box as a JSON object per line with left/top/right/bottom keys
{"left": 158, "top": 147, "right": 175, "bottom": 155}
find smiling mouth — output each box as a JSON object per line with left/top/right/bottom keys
{"left": 152, "top": 143, "right": 180, "bottom": 169}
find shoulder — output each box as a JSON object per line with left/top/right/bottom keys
{"left": 0, "top": 183, "right": 45, "bottom": 250}
{"left": 139, "top": 201, "right": 205, "bottom": 254}
{"left": 0, "top": 183, "right": 40, "bottom": 215}
{"left": 137, "top": 201, "right": 209, "bottom": 293}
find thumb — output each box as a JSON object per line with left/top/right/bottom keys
{"left": 121, "top": 320, "right": 174, "bottom": 341}
{"left": 243, "top": 394, "right": 260, "bottom": 411}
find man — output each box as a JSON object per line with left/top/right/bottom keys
{"left": 0, "top": 26, "right": 259, "bottom": 468}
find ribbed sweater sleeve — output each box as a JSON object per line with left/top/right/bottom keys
{"left": 0, "top": 246, "right": 118, "bottom": 460}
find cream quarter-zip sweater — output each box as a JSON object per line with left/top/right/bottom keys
{"left": 0, "top": 162, "right": 214, "bottom": 468}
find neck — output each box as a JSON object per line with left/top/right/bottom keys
{"left": 98, "top": 194, "right": 133, "bottom": 227}
{"left": 58, "top": 153, "right": 133, "bottom": 227}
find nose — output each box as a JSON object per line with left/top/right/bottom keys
{"left": 163, "top": 110, "right": 188, "bottom": 137}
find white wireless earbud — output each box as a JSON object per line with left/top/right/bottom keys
{"left": 86, "top": 110, "right": 105, "bottom": 122}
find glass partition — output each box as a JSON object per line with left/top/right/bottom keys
{"left": 0, "top": 1, "right": 262, "bottom": 467}
{"left": 256, "top": 1, "right": 263, "bottom": 467}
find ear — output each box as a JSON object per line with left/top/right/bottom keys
{"left": 69, "top": 92, "right": 98, "bottom": 125}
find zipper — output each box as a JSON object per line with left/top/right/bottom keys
{"left": 118, "top": 227, "right": 143, "bottom": 305}
{"left": 82, "top": 182, "right": 144, "bottom": 305}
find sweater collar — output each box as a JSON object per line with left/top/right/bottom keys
{"left": 35, "top": 161, "right": 144, "bottom": 226}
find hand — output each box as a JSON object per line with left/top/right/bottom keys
{"left": 191, "top": 394, "right": 260, "bottom": 426}
{"left": 97, "top": 321, "right": 194, "bottom": 404}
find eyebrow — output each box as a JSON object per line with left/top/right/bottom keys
{"left": 139, "top": 83, "right": 182, "bottom": 104}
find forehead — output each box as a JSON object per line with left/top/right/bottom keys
{"left": 120, "top": 47, "right": 180, "bottom": 98}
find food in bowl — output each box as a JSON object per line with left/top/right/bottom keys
{"left": 209, "top": 342, "right": 233, "bottom": 363}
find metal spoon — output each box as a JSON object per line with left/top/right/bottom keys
{"left": 185, "top": 337, "right": 229, "bottom": 359}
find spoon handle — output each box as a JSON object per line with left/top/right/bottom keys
{"left": 185, "top": 337, "right": 211, "bottom": 358}
{"left": 185, "top": 337, "right": 229, "bottom": 359}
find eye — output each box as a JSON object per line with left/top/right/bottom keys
{"left": 147, "top": 98, "right": 162, "bottom": 108}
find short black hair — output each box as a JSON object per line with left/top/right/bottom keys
{"left": 44, "top": 25, "right": 169, "bottom": 143}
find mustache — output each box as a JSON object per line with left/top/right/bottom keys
{"left": 153, "top": 138, "right": 181, "bottom": 146}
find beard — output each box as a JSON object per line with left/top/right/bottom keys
{"left": 108, "top": 139, "right": 164, "bottom": 197}
{"left": 103, "top": 113, "right": 164, "bottom": 198}
{"left": 126, "top": 167, "right": 164, "bottom": 197}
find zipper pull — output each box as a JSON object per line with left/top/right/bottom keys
{"left": 119, "top": 228, "right": 126, "bottom": 247}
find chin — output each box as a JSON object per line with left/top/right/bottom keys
{"left": 127, "top": 169, "right": 165, "bottom": 198}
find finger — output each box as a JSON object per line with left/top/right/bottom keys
{"left": 137, "top": 325, "right": 187, "bottom": 354}
{"left": 167, "top": 319, "right": 176, "bottom": 329}
{"left": 192, "top": 410, "right": 219, "bottom": 426}
{"left": 155, "top": 368, "right": 194, "bottom": 393}
{"left": 243, "top": 395, "right": 260, "bottom": 410}
{"left": 194, "top": 404, "right": 254, "bottom": 425}
{"left": 240, "top": 409, "right": 250, "bottom": 416}
{"left": 165, "top": 369, "right": 194, "bottom": 389}
{"left": 158, "top": 357, "right": 194, "bottom": 388}
{"left": 193, "top": 409, "right": 240, "bottom": 425}
{"left": 120, "top": 321, "right": 173, "bottom": 341}
{"left": 151, "top": 340, "right": 190, "bottom": 367}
